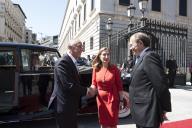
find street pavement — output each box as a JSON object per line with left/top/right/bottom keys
{"left": 164, "top": 85, "right": 192, "bottom": 122}
{"left": 117, "top": 84, "right": 192, "bottom": 128}
{"left": 1, "top": 85, "right": 191, "bottom": 128}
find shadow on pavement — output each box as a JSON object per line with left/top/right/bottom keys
{"left": 0, "top": 118, "right": 56, "bottom": 128}
{"left": 78, "top": 113, "right": 135, "bottom": 127}
{"left": 119, "top": 115, "right": 135, "bottom": 125}
{"left": 0, "top": 114, "right": 135, "bottom": 128}
{"left": 173, "top": 85, "right": 192, "bottom": 91}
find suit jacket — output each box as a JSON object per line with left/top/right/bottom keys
{"left": 48, "top": 54, "right": 87, "bottom": 127}
{"left": 129, "top": 49, "right": 171, "bottom": 127}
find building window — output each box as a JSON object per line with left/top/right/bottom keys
{"left": 179, "top": 0, "right": 187, "bottom": 16}
{"left": 119, "top": 0, "right": 130, "bottom": 6}
{"left": 91, "top": 0, "right": 95, "bottom": 11}
{"left": 71, "top": 23, "right": 73, "bottom": 37}
{"left": 75, "top": 19, "right": 77, "bottom": 33}
{"left": 83, "top": 42, "right": 85, "bottom": 52}
{"left": 84, "top": 3, "right": 86, "bottom": 21}
{"left": 69, "top": 29, "right": 71, "bottom": 40}
{"left": 79, "top": 13, "right": 81, "bottom": 28}
{"left": 152, "top": 0, "right": 161, "bottom": 12}
{"left": 90, "top": 37, "right": 93, "bottom": 50}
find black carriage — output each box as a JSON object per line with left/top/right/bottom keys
{"left": 0, "top": 42, "right": 130, "bottom": 123}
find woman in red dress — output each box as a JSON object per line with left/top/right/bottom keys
{"left": 91, "top": 47, "right": 129, "bottom": 128}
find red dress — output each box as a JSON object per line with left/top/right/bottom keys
{"left": 92, "top": 65, "right": 123, "bottom": 126}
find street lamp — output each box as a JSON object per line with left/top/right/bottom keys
{"left": 138, "top": 0, "right": 148, "bottom": 18}
{"left": 127, "top": 0, "right": 148, "bottom": 28}
{"left": 106, "top": 18, "right": 113, "bottom": 48}
{"left": 127, "top": 3, "right": 136, "bottom": 32}
{"left": 127, "top": 3, "right": 136, "bottom": 23}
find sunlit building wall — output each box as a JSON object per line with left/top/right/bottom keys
{"left": 59, "top": 0, "right": 192, "bottom": 59}
{"left": 25, "top": 28, "right": 32, "bottom": 43}
{"left": 0, "top": 0, "right": 26, "bottom": 42}
{"left": 31, "top": 33, "right": 37, "bottom": 44}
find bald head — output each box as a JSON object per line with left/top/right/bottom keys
{"left": 68, "top": 39, "right": 82, "bottom": 50}
{"left": 129, "top": 32, "right": 150, "bottom": 56}
{"left": 67, "top": 39, "right": 83, "bottom": 59}
{"left": 129, "top": 32, "right": 150, "bottom": 47}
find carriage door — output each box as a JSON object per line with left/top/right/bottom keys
{"left": 0, "top": 49, "right": 17, "bottom": 112}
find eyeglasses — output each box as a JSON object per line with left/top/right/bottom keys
{"left": 129, "top": 43, "right": 137, "bottom": 49}
{"left": 74, "top": 44, "right": 83, "bottom": 49}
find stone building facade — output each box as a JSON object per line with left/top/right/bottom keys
{"left": 0, "top": 0, "right": 26, "bottom": 42}
{"left": 59, "top": 0, "right": 192, "bottom": 70}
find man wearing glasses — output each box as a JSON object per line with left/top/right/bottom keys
{"left": 128, "top": 32, "right": 171, "bottom": 128}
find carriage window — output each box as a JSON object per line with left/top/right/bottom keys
{"left": 0, "top": 51, "right": 15, "bottom": 66}
{"left": 38, "top": 51, "right": 59, "bottom": 67}
{"left": 21, "top": 49, "right": 59, "bottom": 72}
{"left": 21, "top": 49, "right": 31, "bottom": 71}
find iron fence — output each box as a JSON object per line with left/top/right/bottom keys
{"left": 100, "top": 19, "right": 188, "bottom": 73}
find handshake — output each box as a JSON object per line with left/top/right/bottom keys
{"left": 119, "top": 91, "right": 130, "bottom": 108}
{"left": 86, "top": 85, "right": 97, "bottom": 97}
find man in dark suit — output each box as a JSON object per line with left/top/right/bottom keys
{"left": 166, "top": 55, "right": 178, "bottom": 88}
{"left": 128, "top": 32, "right": 171, "bottom": 128}
{"left": 48, "top": 39, "right": 95, "bottom": 128}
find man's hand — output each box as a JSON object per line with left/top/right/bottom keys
{"left": 86, "top": 87, "right": 97, "bottom": 97}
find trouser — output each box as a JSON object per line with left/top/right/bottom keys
{"left": 168, "top": 71, "right": 176, "bottom": 88}
{"left": 55, "top": 113, "right": 78, "bottom": 128}
{"left": 190, "top": 72, "right": 192, "bottom": 84}
{"left": 136, "top": 125, "right": 159, "bottom": 128}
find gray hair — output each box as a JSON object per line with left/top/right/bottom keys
{"left": 130, "top": 32, "right": 150, "bottom": 47}
{"left": 67, "top": 39, "right": 82, "bottom": 49}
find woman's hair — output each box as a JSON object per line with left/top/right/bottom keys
{"left": 92, "top": 47, "right": 111, "bottom": 70}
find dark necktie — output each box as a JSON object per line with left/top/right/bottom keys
{"left": 75, "top": 62, "right": 79, "bottom": 73}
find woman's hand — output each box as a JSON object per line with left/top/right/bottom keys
{"left": 119, "top": 91, "right": 130, "bottom": 107}
{"left": 86, "top": 85, "right": 97, "bottom": 97}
